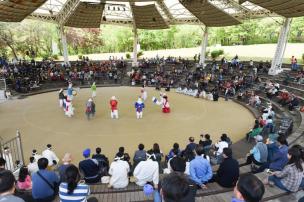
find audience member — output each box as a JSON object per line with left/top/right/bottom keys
{"left": 160, "top": 172, "right": 195, "bottom": 202}
{"left": 199, "top": 134, "right": 212, "bottom": 148}
{"left": 245, "top": 135, "right": 268, "bottom": 168}
{"left": 92, "top": 147, "right": 109, "bottom": 173}
{"left": 189, "top": 145, "right": 212, "bottom": 189}
{"left": 232, "top": 173, "right": 265, "bottom": 202}
{"left": 133, "top": 143, "right": 147, "bottom": 167}
{"left": 265, "top": 147, "right": 303, "bottom": 192}
{"left": 42, "top": 144, "right": 59, "bottom": 168}
{"left": 32, "top": 158, "right": 59, "bottom": 202}
{"left": 133, "top": 150, "right": 159, "bottom": 188}
{"left": 79, "top": 149, "right": 101, "bottom": 183}
{"left": 211, "top": 148, "right": 239, "bottom": 188}
{"left": 57, "top": 153, "right": 73, "bottom": 182}
{"left": 59, "top": 165, "right": 97, "bottom": 202}
{"left": 166, "top": 143, "right": 180, "bottom": 161}
{"left": 108, "top": 153, "right": 130, "bottom": 189}
{"left": 27, "top": 157, "right": 38, "bottom": 175}
{"left": 17, "top": 166, "right": 32, "bottom": 191}
{"left": 0, "top": 157, "right": 6, "bottom": 171}
{"left": 0, "top": 170, "right": 25, "bottom": 202}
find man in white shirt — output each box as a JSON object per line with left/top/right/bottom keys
{"left": 108, "top": 154, "right": 130, "bottom": 189}
{"left": 42, "top": 144, "right": 59, "bottom": 167}
{"left": 213, "top": 136, "right": 229, "bottom": 164}
{"left": 32, "top": 149, "right": 42, "bottom": 162}
{"left": 27, "top": 157, "right": 39, "bottom": 174}
{"left": 133, "top": 151, "right": 159, "bottom": 188}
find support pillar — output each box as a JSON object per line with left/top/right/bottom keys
{"left": 199, "top": 27, "right": 208, "bottom": 67}
{"left": 269, "top": 18, "right": 292, "bottom": 75}
{"left": 59, "top": 26, "right": 70, "bottom": 66}
{"left": 132, "top": 26, "right": 139, "bottom": 67}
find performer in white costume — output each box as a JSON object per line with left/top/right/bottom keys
{"left": 141, "top": 87, "right": 148, "bottom": 101}
{"left": 65, "top": 98, "right": 74, "bottom": 118}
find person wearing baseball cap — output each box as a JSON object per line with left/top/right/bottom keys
{"left": 79, "top": 148, "right": 101, "bottom": 183}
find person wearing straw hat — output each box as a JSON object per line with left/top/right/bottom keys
{"left": 110, "top": 96, "right": 118, "bottom": 119}
{"left": 57, "top": 153, "right": 73, "bottom": 183}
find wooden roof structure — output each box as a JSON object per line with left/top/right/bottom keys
{"left": 1, "top": 0, "right": 304, "bottom": 28}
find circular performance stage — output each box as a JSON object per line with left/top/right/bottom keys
{"left": 0, "top": 87, "right": 254, "bottom": 162}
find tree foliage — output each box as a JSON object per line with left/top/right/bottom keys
{"left": 0, "top": 17, "right": 304, "bottom": 59}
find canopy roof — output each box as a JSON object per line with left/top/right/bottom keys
{"left": 0, "top": 0, "right": 303, "bottom": 28}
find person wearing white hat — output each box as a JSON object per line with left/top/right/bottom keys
{"left": 42, "top": 144, "right": 59, "bottom": 168}
{"left": 141, "top": 87, "right": 148, "bottom": 101}
{"left": 110, "top": 96, "right": 118, "bottom": 119}
{"left": 135, "top": 97, "right": 145, "bottom": 119}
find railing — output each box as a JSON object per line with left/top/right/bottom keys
{"left": 0, "top": 130, "right": 24, "bottom": 172}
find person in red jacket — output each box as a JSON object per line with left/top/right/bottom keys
{"left": 110, "top": 96, "right": 118, "bottom": 119}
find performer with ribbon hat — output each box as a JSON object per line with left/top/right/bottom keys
{"left": 110, "top": 96, "right": 119, "bottom": 119}
{"left": 65, "top": 97, "right": 74, "bottom": 118}
{"left": 152, "top": 92, "right": 171, "bottom": 113}
{"left": 135, "top": 97, "right": 145, "bottom": 119}
{"left": 141, "top": 86, "right": 148, "bottom": 101}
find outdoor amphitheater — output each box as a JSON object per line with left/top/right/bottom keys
{"left": 0, "top": 0, "right": 304, "bottom": 202}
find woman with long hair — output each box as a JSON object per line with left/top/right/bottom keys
{"left": 59, "top": 165, "right": 97, "bottom": 202}
{"left": 17, "top": 166, "right": 32, "bottom": 190}
{"left": 264, "top": 147, "right": 303, "bottom": 192}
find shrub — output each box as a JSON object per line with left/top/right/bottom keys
{"left": 126, "top": 53, "right": 131, "bottom": 59}
{"left": 78, "top": 55, "right": 83, "bottom": 60}
{"left": 211, "top": 49, "right": 224, "bottom": 59}
{"left": 52, "top": 54, "right": 59, "bottom": 60}
{"left": 205, "top": 50, "right": 210, "bottom": 58}
{"left": 137, "top": 51, "right": 144, "bottom": 58}
{"left": 302, "top": 53, "right": 304, "bottom": 64}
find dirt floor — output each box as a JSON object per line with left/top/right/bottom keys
{"left": 0, "top": 87, "right": 254, "bottom": 164}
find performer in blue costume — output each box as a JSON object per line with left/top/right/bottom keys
{"left": 135, "top": 97, "right": 145, "bottom": 119}
{"left": 67, "top": 82, "right": 74, "bottom": 100}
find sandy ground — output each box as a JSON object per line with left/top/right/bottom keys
{"left": 59, "top": 43, "right": 304, "bottom": 63}
{"left": 0, "top": 87, "right": 254, "bottom": 164}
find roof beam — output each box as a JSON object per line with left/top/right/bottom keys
{"left": 56, "top": 0, "right": 81, "bottom": 26}
{"left": 156, "top": 0, "right": 175, "bottom": 23}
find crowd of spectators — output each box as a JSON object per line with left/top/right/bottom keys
{"left": 1, "top": 126, "right": 303, "bottom": 202}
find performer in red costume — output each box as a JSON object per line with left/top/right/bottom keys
{"left": 162, "top": 94, "right": 170, "bottom": 113}
{"left": 110, "top": 96, "right": 118, "bottom": 119}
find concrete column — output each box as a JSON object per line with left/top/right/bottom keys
{"left": 199, "top": 27, "right": 208, "bottom": 66}
{"left": 60, "top": 26, "right": 70, "bottom": 66}
{"left": 132, "top": 26, "right": 139, "bottom": 67}
{"left": 269, "top": 18, "right": 292, "bottom": 75}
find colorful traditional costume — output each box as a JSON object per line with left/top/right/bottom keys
{"left": 91, "top": 82, "right": 97, "bottom": 98}
{"left": 110, "top": 96, "right": 118, "bottom": 119}
{"left": 135, "top": 98, "right": 145, "bottom": 119}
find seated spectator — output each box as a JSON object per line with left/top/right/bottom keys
{"left": 221, "top": 133, "right": 232, "bottom": 146}
{"left": 92, "top": 147, "right": 109, "bottom": 175}
{"left": 108, "top": 154, "right": 130, "bottom": 189}
{"left": 182, "top": 137, "right": 197, "bottom": 160}
{"left": 166, "top": 143, "right": 181, "bottom": 161}
{"left": 17, "top": 166, "right": 32, "bottom": 191}
{"left": 133, "top": 150, "right": 159, "bottom": 188}
{"left": 0, "top": 170, "right": 25, "bottom": 202}
{"left": 157, "top": 172, "right": 195, "bottom": 202}
{"left": 42, "top": 144, "right": 59, "bottom": 168}
{"left": 211, "top": 148, "right": 239, "bottom": 188}
{"left": 232, "top": 173, "right": 265, "bottom": 202}
{"left": 0, "top": 157, "right": 6, "bottom": 171}
{"left": 245, "top": 135, "right": 268, "bottom": 167}
{"left": 27, "top": 157, "right": 38, "bottom": 175}
{"left": 199, "top": 134, "right": 212, "bottom": 148}
{"left": 32, "top": 158, "right": 59, "bottom": 202}
{"left": 133, "top": 143, "right": 146, "bottom": 167}
{"left": 246, "top": 121, "right": 263, "bottom": 142}
{"left": 213, "top": 135, "right": 229, "bottom": 164}
{"left": 32, "top": 149, "right": 42, "bottom": 163}
{"left": 116, "top": 146, "right": 132, "bottom": 173}
{"left": 79, "top": 149, "right": 101, "bottom": 183}
{"left": 152, "top": 143, "right": 163, "bottom": 163}
{"left": 57, "top": 153, "right": 73, "bottom": 182}
{"left": 288, "top": 95, "right": 299, "bottom": 111}
{"left": 59, "top": 165, "right": 97, "bottom": 202}
{"left": 265, "top": 147, "right": 303, "bottom": 192}
{"left": 189, "top": 145, "right": 212, "bottom": 189}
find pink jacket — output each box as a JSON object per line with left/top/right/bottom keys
{"left": 17, "top": 175, "right": 32, "bottom": 190}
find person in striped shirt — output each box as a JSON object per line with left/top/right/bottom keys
{"left": 59, "top": 165, "right": 97, "bottom": 202}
